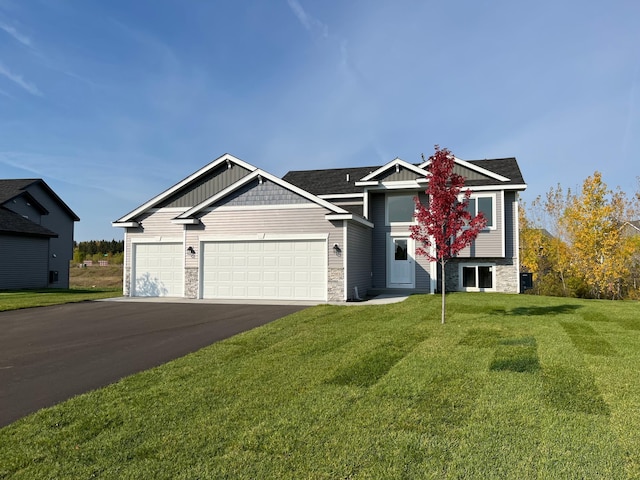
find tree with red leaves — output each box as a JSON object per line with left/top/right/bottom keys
{"left": 410, "top": 146, "right": 487, "bottom": 324}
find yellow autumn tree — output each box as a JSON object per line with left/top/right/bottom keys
{"left": 562, "top": 172, "right": 631, "bottom": 299}
{"left": 520, "top": 187, "right": 573, "bottom": 296}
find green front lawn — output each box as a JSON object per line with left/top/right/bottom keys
{"left": 0, "top": 288, "right": 121, "bottom": 312}
{"left": 1, "top": 294, "right": 639, "bottom": 479}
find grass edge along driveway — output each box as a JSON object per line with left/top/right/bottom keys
{"left": 1, "top": 293, "right": 639, "bottom": 479}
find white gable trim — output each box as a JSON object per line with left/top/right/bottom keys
{"left": 114, "top": 153, "right": 257, "bottom": 223}
{"left": 325, "top": 213, "right": 374, "bottom": 228}
{"left": 318, "top": 193, "right": 365, "bottom": 199}
{"left": 358, "top": 158, "right": 428, "bottom": 182}
{"left": 111, "top": 221, "right": 139, "bottom": 228}
{"left": 176, "top": 169, "right": 349, "bottom": 219}
{"left": 419, "top": 156, "right": 511, "bottom": 182}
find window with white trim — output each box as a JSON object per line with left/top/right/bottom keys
{"left": 386, "top": 194, "right": 416, "bottom": 224}
{"left": 465, "top": 195, "right": 495, "bottom": 229}
{"left": 460, "top": 264, "right": 495, "bottom": 291}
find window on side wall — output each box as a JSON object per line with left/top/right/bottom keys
{"left": 460, "top": 264, "right": 495, "bottom": 291}
{"left": 465, "top": 195, "right": 495, "bottom": 229}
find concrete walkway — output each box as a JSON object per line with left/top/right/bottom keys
{"left": 103, "top": 293, "right": 410, "bottom": 306}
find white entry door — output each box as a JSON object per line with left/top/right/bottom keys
{"left": 387, "top": 236, "right": 415, "bottom": 288}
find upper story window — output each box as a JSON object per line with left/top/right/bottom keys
{"left": 387, "top": 194, "right": 415, "bottom": 224}
{"left": 465, "top": 194, "right": 495, "bottom": 229}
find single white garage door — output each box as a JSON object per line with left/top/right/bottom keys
{"left": 132, "top": 243, "right": 183, "bottom": 297}
{"left": 201, "top": 240, "right": 326, "bottom": 301}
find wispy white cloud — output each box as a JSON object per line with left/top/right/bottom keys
{"left": 0, "top": 62, "right": 41, "bottom": 96}
{"left": 286, "top": 0, "right": 328, "bottom": 38}
{"left": 0, "top": 21, "right": 31, "bottom": 46}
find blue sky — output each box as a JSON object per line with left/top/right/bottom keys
{"left": 1, "top": 0, "right": 638, "bottom": 241}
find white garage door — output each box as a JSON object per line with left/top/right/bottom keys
{"left": 202, "top": 240, "right": 326, "bottom": 301}
{"left": 132, "top": 243, "right": 183, "bottom": 297}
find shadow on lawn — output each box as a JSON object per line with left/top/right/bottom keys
{"left": 492, "top": 304, "right": 582, "bottom": 317}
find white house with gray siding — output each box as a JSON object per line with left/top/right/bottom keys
{"left": 0, "top": 179, "right": 79, "bottom": 290}
{"left": 113, "top": 153, "right": 526, "bottom": 302}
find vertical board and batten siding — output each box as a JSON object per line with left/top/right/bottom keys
{"left": 157, "top": 164, "right": 252, "bottom": 208}
{"left": 453, "top": 164, "right": 491, "bottom": 181}
{"left": 457, "top": 191, "right": 504, "bottom": 258}
{"left": 346, "top": 221, "right": 372, "bottom": 299}
{"left": 376, "top": 167, "right": 423, "bottom": 182}
{"left": 0, "top": 236, "right": 49, "bottom": 289}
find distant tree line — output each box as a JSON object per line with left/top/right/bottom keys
{"left": 520, "top": 172, "right": 640, "bottom": 300}
{"left": 73, "top": 239, "right": 124, "bottom": 265}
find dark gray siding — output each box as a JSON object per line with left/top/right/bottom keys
{"left": 371, "top": 193, "right": 387, "bottom": 288}
{"left": 5, "top": 194, "right": 44, "bottom": 224}
{"left": 158, "top": 164, "right": 252, "bottom": 208}
{"left": 217, "top": 179, "right": 312, "bottom": 207}
{"left": 504, "top": 191, "right": 516, "bottom": 258}
{"left": 0, "top": 235, "right": 49, "bottom": 289}
{"left": 347, "top": 222, "right": 372, "bottom": 299}
{"left": 25, "top": 183, "right": 75, "bottom": 288}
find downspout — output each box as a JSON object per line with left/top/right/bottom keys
{"left": 343, "top": 220, "right": 348, "bottom": 301}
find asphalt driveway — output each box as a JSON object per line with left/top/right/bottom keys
{"left": 0, "top": 301, "right": 306, "bottom": 428}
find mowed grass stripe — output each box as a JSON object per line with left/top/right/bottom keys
{"left": 1, "top": 293, "right": 639, "bottom": 479}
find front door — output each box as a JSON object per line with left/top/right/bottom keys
{"left": 387, "top": 236, "right": 415, "bottom": 288}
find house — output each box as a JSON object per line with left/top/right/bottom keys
{"left": 112, "top": 153, "right": 526, "bottom": 301}
{"left": 0, "top": 179, "right": 80, "bottom": 290}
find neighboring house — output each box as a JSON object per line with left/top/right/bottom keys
{"left": 113, "top": 153, "right": 526, "bottom": 301}
{"left": 0, "top": 179, "right": 80, "bottom": 290}
{"left": 622, "top": 220, "right": 640, "bottom": 237}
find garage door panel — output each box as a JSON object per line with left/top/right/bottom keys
{"left": 133, "top": 243, "right": 183, "bottom": 297}
{"left": 202, "top": 239, "right": 326, "bottom": 301}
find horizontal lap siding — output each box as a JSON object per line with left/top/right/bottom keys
{"left": 25, "top": 183, "right": 75, "bottom": 288}
{"left": 0, "top": 236, "right": 49, "bottom": 289}
{"left": 457, "top": 191, "right": 503, "bottom": 258}
{"left": 347, "top": 222, "right": 372, "bottom": 298}
{"left": 187, "top": 207, "right": 342, "bottom": 269}
{"left": 124, "top": 209, "right": 187, "bottom": 266}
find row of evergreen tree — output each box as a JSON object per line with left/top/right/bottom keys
{"left": 73, "top": 239, "right": 124, "bottom": 265}
{"left": 74, "top": 239, "right": 124, "bottom": 255}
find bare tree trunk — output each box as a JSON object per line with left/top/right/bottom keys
{"left": 441, "top": 259, "right": 446, "bottom": 324}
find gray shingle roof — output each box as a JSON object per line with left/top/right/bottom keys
{"left": 0, "top": 179, "right": 40, "bottom": 203}
{"left": 283, "top": 165, "right": 379, "bottom": 195}
{"left": 0, "top": 178, "right": 79, "bottom": 221}
{"left": 0, "top": 178, "right": 79, "bottom": 237}
{"left": 0, "top": 207, "right": 58, "bottom": 237}
{"left": 283, "top": 158, "right": 525, "bottom": 196}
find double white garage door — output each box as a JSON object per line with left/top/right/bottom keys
{"left": 133, "top": 239, "right": 327, "bottom": 301}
